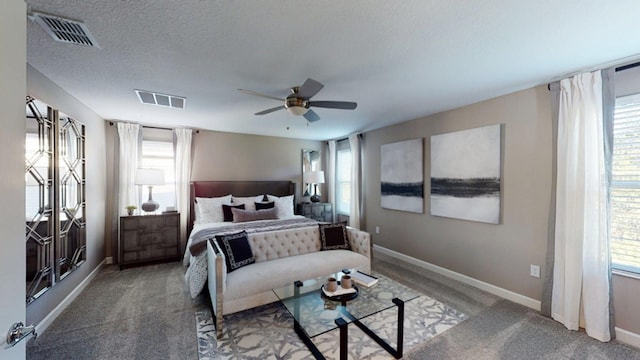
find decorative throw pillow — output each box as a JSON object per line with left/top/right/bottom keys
{"left": 232, "top": 207, "right": 278, "bottom": 222}
{"left": 319, "top": 223, "right": 350, "bottom": 251}
{"left": 195, "top": 195, "right": 232, "bottom": 223}
{"left": 255, "top": 201, "right": 275, "bottom": 210}
{"left": 214, "top": 231, "right": 255, "bottom": 272}
{"left": 266, "top": 194, "right": 295, "bottom": 218}
{"left": 222, "top": 204, "right": 245, "bottom": 222}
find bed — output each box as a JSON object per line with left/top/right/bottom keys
{"left": 183, "top": 180, "right": 316, "bottom": 297}
{"left": 187, "top": 180, "right": 297, "bottom": 237}
{"left": 183, "top": 180, "right": 371, "bottom": 337}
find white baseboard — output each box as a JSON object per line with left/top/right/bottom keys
{"left": 35, "top": 259, "right": 105, "bottom": 334}
{"left": 616, "top": 327, "right": 640, "bottom": 349}
{"left": 373, "top": 244, "right": 542, "bottom": 311}
{"left": 105, "top": 256, "right": 113, "bottom": 265}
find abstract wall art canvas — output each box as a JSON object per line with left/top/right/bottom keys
{"left": 381, "top": 138, "right": 424, "bottom": 213}
{"left": 430, "top": 124, "right": 502, "bottom": 224}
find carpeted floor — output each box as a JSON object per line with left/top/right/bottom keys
{"left": 27, "top": 262, "right": 206, "bottom": 360}
{"left": 195, "top": 284, "right": 465, "bottom": 359}
{"left": 373, "top": 252, "right": 640, "bottom": 360}
{"left": 27, "top": 251, "right": 640, "bottom": 359}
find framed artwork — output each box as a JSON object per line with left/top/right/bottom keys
{"left": 380, "top": 138, "right": 424, "bottom": 213}
{"left": 430, "top": 124, "right": 502, "bottom": 224}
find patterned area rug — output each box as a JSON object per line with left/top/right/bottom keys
{"left": 196, "top": 295, "right": 465, "bottom": 359}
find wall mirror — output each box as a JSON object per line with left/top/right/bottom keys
{"left": 25, "top": 97, "right": 86, "bottom": 304}
{"left": 58, "top": 111, "right": 86, "bottom": 280}
{"left": 26, "top": 97, "right": 54, "bottom": 303}
{"left": 302, "top": 149, "right": 321, "bottom": 196}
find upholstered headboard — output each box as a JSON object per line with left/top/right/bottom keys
{"left": 188, "top": 181, "right": 296, "bottom": 235}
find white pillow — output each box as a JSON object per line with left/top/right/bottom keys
{"left": 266, "top": 194, "right": 295, "bottom": 218}
{"left": 193, "top": 202, "right": 201, "bottom": 225}
{"left": 195, "top": 195, "right": 232, "bottom": 223}
{"left": 231, "top": 195, "right": 264, "bottom": 211}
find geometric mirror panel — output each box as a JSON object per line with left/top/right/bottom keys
{"left": 57, "top": 113, "right": 86, "bottom": 280}
{"left": 25, "top": 96, "right": 88, "bottom": 305}
{"left": 25, "top": 96, "right": 54, "bottom": 303}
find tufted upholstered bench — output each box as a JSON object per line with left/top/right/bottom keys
{"left": 206, "top": 225, "right": 371, "bottom": 338}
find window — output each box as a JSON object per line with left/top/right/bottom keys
{"left": 139, "top": 129, "right": 175, "bottom": 212}
{"left": 610, "top": 93, "right": 640, "bottom": 273}
{"left": 336, "top": 145, "right": 352, "bottom": 215}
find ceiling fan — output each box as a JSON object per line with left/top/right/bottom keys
{"left": 238, "top": 78, "right": 357, "bottom": 122}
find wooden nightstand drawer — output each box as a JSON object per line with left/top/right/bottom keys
{"left": 119, "top": 213, "right": 180, "bottom": 269}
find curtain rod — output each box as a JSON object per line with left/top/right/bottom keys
{"left": 548, "top": 61, "right": 640, "bottom": 91}
{"left": 327, "top": 133, "right": 363, "bottom": 144}
{"left": 108, "top": 121, "right": 199, "bottom": 133}
{"left": 615, "top": 61, "right": 640, "bottom": 72}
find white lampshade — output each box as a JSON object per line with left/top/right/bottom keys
{"left": 306, "top": 170, "right": 325, "bottom": 184}
{"left": 135, "top": 168, "right": 165, "bottom": 186}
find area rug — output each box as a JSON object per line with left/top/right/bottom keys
{"left": 196, "top": 295, "right": 465, "bottom": 359}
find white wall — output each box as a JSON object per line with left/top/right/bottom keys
{"left": 0, "top": 1, "right": 27, "bottom": 358}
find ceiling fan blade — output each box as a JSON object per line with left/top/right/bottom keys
{"left": 297, "top": 78, "right": 324, "bottom": 99}
{"left": 238, "top": 89, "right": 285, "bottom": 102}
{"left": 255, "top": 105, "right": 285, "bottom": 115}
{"left": 309, "top": 101, "right": 357, "bottom": 110}
{"left": 303, "top": 109, "right": 320, "bottom": 122}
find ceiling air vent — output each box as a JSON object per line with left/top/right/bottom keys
{"left": 135, "top": 90, "right": 186, "bottom": 109}
{"left": 31, "top": 11, "right": 100, "bottom": 48}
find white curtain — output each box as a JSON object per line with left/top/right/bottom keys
{"left": 551, "top": 70, "right": 611, "bottom": 342}
{"left": 348, "top": 134, "right": 361, "bottom": 229}
{"left": 117, "top": 122, "right": 140, "bottom": 216}
{"left": 327, "top": 140, "right": 337, "bottom": 222}
{"left": 174, "top": 128, "right": 192, "bottom": 248}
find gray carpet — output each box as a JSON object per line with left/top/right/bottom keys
{"left": 27, "top": 252, "right": 640, "bottom": 359}
{"left": 27, "top": 262, "right": 206, "bottom": 360}
{"left": 373, "top": 252, "right": 640, "bottom": 360}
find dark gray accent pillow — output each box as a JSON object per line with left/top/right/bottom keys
{"left": 255, "top": 201, "right": 275, "bottom": 210}
{"left": 319, "top": 223, "right": 350, "bottom": 251}
{"left": 222, "top": 204, "right": 245, "bottom": 222}
{"left": 214, "top": 231, "right": 255, "bottom": 272}
{"left": 232, "top": 207, "right": 278, "bottom": 222}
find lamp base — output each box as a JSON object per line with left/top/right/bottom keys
{"left": 141, "top": 200, "right": 159, "bottom": 213}
{"left": 310, "top": 194, "right": 320, "bottom": 203}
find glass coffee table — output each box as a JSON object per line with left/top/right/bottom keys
{"left": 272, "top": 270, "right": 420, "bottom": 360}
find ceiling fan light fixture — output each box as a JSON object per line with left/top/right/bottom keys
{"left": 284, "top": 97, "right": 309, "bottom": 116}
{"left": 286, "top": 106, "right": 309, "bottom": 116}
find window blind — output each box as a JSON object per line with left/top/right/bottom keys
{"left": 336, "top": 148, "right": 352, "bottom": 215}
{"left": 611, "top": 94, "right": 640, "bottom": 273}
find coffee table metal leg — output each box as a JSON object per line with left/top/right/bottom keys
{"left": 294, "top": 319, "right": 326, "bottom": 360}
{"left": 344, "top": 297, "right": 405, "bottom": 359}
{"left": 336, "top": 318, "right": 348, "bottom": 360}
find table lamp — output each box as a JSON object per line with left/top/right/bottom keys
{"left": 135, "top": 168, "right": 165, "bottom": 213}
{"left": 307, "top": 170, "right": 325, "bottom": 203}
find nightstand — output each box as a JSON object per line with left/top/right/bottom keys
{"left": 119, "top": 212, "right": 180, "bottom": 269}
{"left": 297, "top": 203, "right": 333, "bottom": 222}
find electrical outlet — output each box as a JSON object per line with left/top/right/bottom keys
{"left": 375, "top": 226, "right": 380, "bottom": 234}
{"left": 530, "top": 264, "right": 540, "bottom": 278}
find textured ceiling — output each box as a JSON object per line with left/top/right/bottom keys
{"left": 26, "top": 0, "right": 640, "bottom": 140}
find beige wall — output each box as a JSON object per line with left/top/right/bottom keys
{"left": 363, "top": 83, "right": 640, "bottom": 336}
{"left": 612, "top": 275, "right": 640, "bottom": 333}
{"left": 364, "top": 85, "right": 552, "bottom": 300}
{"left": 192, "top": 130, "right": 324, "bottom": 201}
{"left": 103, "top": 128, "right": 324, "bottom": 259}
{"left": 26, "top": 65, "right": 107, "bottom": 325}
